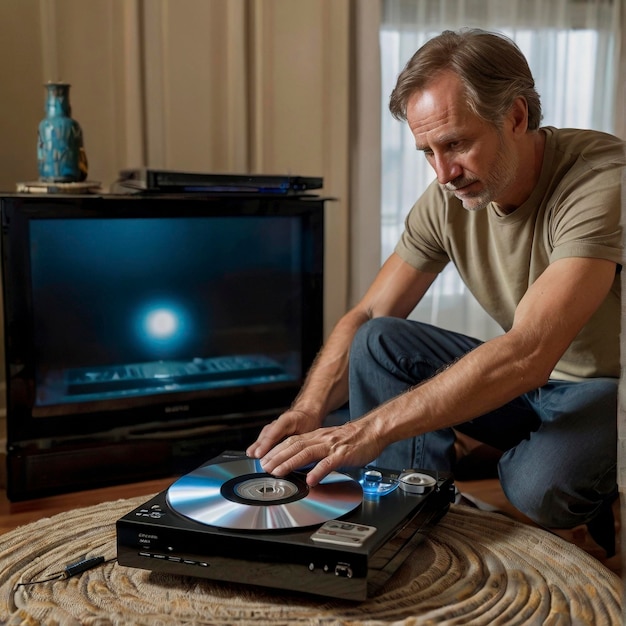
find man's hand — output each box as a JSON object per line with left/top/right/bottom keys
{"left": 255, "top": 418, "right": 384, "bottom": 487}
{"left": 245, "top": 408, "right": 322, "bottom": 461}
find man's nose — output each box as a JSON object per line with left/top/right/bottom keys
{"left": 434, "top": 155, "right": 462, "bottom": 185}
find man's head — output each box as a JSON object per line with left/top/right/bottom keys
{"left": 392, "top": 30, "right": 544, "bottom": 212}
{"left": 389, "top": 29, "right": 542, "bottom": 131}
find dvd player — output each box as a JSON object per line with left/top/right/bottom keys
{"left": 114, "top": 169, "right": 323, "bottom": 194}
{"left": 116, "top": 451, "right": 454, "bottom": 601}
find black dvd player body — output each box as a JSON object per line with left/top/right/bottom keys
{"left": 116, "top": 451, "right": 454, "bottom": 601}
{"left": 115, "top": 169, "right": 323, "bottom": 194}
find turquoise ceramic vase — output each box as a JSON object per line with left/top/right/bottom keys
{"left": 37, "top": 82, "right": 88, "bottom": 182}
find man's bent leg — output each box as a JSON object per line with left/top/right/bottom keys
{"left": 499, "top": 378, "right": 618, "bottom": 551}
{"left": 348, "top": 318, "right": 482, "bottom": 472}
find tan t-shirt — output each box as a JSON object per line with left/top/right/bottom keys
{"left": 395, "top": 127, "right": 625, "bottom": 380}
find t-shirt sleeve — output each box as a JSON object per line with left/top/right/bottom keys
{"left": 394, "top": 180, "right": 451, "bottom": 274}
{"left": 548, "top": 147, "right": 623, "bottom": 266}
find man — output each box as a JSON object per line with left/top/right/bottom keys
{"left": 247, "top": 29, "right": 624, "bottom": 553}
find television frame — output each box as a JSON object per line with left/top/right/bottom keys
{"left": 0, "top": 193, "right": 325, "bottom": 500}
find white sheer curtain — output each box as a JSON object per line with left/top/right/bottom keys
{"left": 380, "top": 0, "right": 622, "bottom": 339}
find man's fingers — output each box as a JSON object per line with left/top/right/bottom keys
{"left": 246, "top": 409, "right": 320, "bottom": 459}
{"left": 246, "top": 430, "right": 271, "bottom": 459}
{"left": 260, "top": 432, "right": 344, "bottom": 486}
{"left": 246, "top": 417, "right": 292, "bottom": 459}
{"left": 303, "top": 455, "right": 338, "bottom": 487}
{"left": 259, "top": 434, "right": 309, "bottom": 474}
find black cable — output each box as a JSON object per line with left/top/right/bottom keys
{"left": 16, "top": 556, "right": 116, "bottom": 588}
{"left": 16, "top": 573, "right": 65, "bottom": 587}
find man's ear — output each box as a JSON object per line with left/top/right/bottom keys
{"left": 508, "top": 97, "right": 529, "bottom": 135}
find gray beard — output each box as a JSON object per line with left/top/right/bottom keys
{"left": 442, "top": 144, "right": 518, "bottom": 212}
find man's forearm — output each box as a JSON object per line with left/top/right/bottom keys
{"left": 290, "top": 308, "right": 371, "bottom": 422}
{"left": 369, "top": 328, "right": 548, "bottom": 449}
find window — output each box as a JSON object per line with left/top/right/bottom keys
{"left": 380, "top": 0, "right": 621, "bottom": 338}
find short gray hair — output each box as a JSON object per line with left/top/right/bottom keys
{"left": 389, "top": 29, "right": 542, "bottom": 131}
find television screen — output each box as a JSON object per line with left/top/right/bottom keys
{"left": 1, "top": 193, "right": 325, "bottom": 498}
{"left": 31, "top": 216, "right": 302, "bottom": 411}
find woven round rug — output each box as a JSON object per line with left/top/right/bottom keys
{"left": 0, "top": 496, "right": 621, "bottom": 625}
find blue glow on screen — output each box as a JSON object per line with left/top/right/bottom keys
{"left": 29, "top": 215, "right": 304, "bottom": 405}
{"left": 134, "top": 300, "right": 192, "bottom": 356}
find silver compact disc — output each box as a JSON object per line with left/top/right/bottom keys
{"left": 166, "top": 458, "right": 362, "bottom": 530}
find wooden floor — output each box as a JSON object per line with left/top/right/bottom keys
{"left": 0, "top": 474, "right": 620, "bottom": 576}
{"left": 0, "top": 477, "right": 173, "bottom": 535}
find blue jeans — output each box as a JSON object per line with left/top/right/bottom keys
{"left": 348, "top": 317, "right": 618, "bottom": 530}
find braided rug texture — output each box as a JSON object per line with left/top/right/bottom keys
{"left": 0, "top": 496, "right": 621, "bottom": 625}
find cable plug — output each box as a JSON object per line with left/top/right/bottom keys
{"left": 63, "top": 556, "right": 105, "bottom": 579}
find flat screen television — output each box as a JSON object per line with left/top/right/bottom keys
{"left": 0, "top": 193, "right": 325, "bottom": 500}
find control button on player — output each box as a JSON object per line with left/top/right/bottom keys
{"left": 398, "top": 471, "right": 437, "bottom": 494}
{"left": 149, "top": 504, "right": 164, "bottom": 519}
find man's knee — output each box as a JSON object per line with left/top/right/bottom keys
{"left": 351, "top": 318, "right": 474, "bottom": 377}
{"left": 351, "top": 317, "right": 407, "bottom": 360}
{"left": 352, "top": 317, "right": 389, "bottom": 351}
{"left": 350, "top": 317, "right": 425, "bottom": 382}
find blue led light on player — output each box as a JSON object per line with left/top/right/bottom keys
{"left": 359, "top": 469, "right": 399, "bottom": 497}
